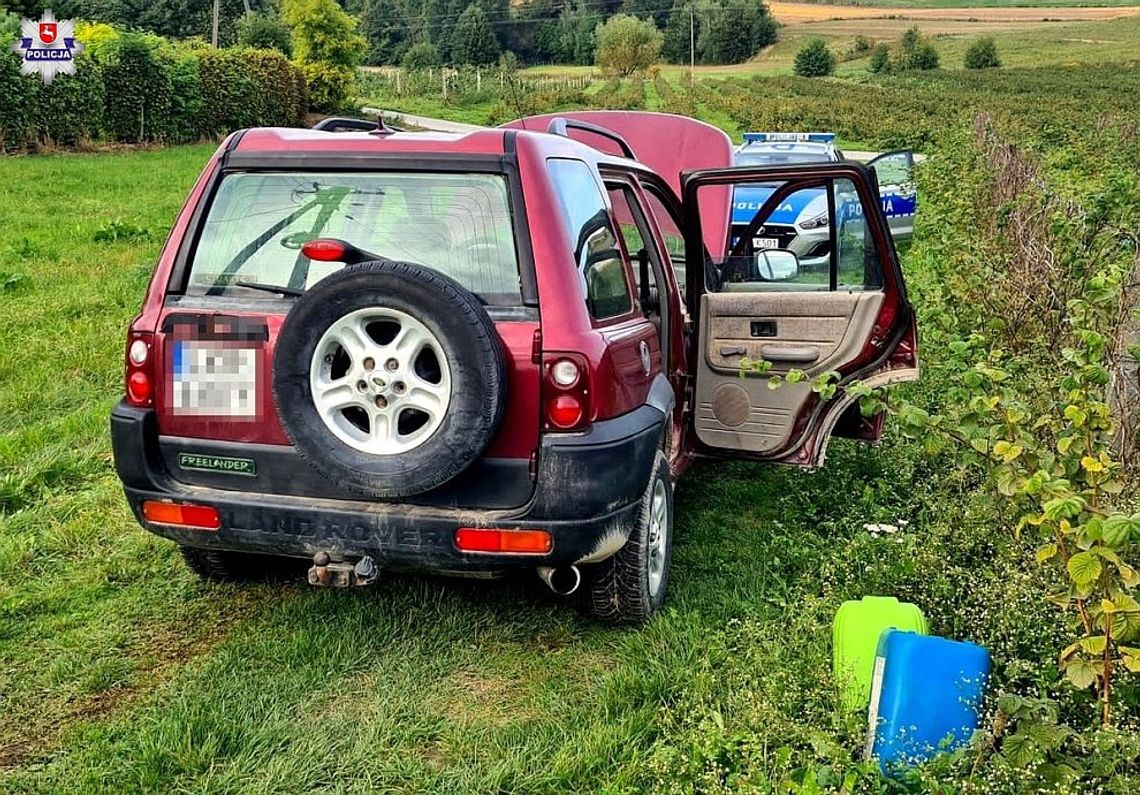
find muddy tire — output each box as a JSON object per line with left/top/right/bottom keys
{"left": 179, "top": 546, "right": 290, "bottom": 582}
{"left": 585, "top": 451, "right": 674, "bottom": 625}
{"left": 272, "top": 260, "right": 507, "bottom": 499}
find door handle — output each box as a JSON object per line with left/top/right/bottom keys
{"left": 719, "top": 345, "right": 748, "bottom": 357}
{"left": 760, "top": 345, "right": 819, "bottom": 363}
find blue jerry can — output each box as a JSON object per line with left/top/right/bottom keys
{"left": 866, "top": 630, "right": 990, "bottom": 771}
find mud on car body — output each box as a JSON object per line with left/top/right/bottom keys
{"left": 112, "top": 112, "right": 920, "bottom": 624}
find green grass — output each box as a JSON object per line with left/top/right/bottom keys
{"left": 0, "top": 142, "right": 994, "bottom": 791}
{"left": 2, "top": 59, "right": 1137, "bottom": 788}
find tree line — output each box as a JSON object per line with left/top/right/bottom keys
{"left": 1, "top": 0, "right": 778, "bottom": 68}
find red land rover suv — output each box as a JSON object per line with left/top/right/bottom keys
{"left": 111, "top": 111, "right": 919, "bottom": 624}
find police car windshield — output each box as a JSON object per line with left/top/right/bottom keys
{"left": 733, "top": 149, "right": 829, "bottom": 167}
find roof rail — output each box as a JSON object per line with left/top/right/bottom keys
{"left": 545, "top": 117, "right": 637, "bottom": 161}
{"left": 311, "top": 116, "right": 402, "bottom": 135}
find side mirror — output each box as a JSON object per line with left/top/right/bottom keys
{"left": 755, "top": 249, "right": 799, "bottom": 281}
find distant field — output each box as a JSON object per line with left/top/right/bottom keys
{"left": 760, "top": 14, "right": 1140, "bottom": 72}
{"left": 518, "top": 15, "right": 1140, "bottom": 78}
{"left": 775, "top": 0, "right": 1140, "bottom": 9}
{"left": 769, "top": 1, "right": 1140, "bottom": 20}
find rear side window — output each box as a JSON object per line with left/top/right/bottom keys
{"left": 546, "top": 159, "right": 632, "bottom": 321}
{"left": 185, "top": 171, "right": 521, "bottom": 304}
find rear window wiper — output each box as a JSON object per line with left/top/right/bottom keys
{"left": 232, "top": 280, "right": 304, "bottom": 298}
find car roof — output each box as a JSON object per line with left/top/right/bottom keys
{"left": 232, "top": 126, "right": 513, "bottom": 155}
{"left": 735, "top": 132, "right": 839, "bottom": 162}
{"left": 230, "top": 125, "right": 665, "bottom": 171}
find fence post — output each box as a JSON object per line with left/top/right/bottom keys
{"left": 476, "top": 68, "right": 481, "bottom": 92}
{"left": 442, "top": 70, "right": 447, "bottom": 99}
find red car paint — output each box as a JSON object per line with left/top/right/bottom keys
{"left": 126, "top": 113, "right": 918, "bottom": 494}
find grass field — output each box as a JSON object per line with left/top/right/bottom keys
{"left": 514, "top": 16, "right": 1140, "bottom": 80}
{"left": 3, "top": 16, "right": 1140, "bottom": 791}
{"left": 768, "top": 1, "right": 1140, "bottom": 20}
{"left": 0, "top": 142, "right": 975, "bottom": 791}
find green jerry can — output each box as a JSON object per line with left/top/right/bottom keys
{"left": 832, "top": 596, "right": 928, "bottom": 712}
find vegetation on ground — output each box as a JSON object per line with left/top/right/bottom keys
{"left": 595, "top": 14, "right": 663, "bottom": 77}
{"left": 0, "top": 26, "right": 307, "bottom": 151}
{"left": 281, "top": 0, "right": 366, "bottom": 112}
{"left": 2, "top": 36, "right": 1140, "bottom": 790}
{"left": 793, "top": 37, "right": 836, "bottom": 76}
{"left": 965, "top": 36, "right": 1001, "bottom": 69}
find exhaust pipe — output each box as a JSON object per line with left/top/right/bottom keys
{"left": 537, "top": 565, "right": 581, "bottom": 596}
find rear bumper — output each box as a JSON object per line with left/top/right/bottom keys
{"left": 110, "top": 401, "right": 664, "bottom": 570}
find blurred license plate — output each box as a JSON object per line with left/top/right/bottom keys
{"left": 172, "top": 342, "right": 258, "bottom": 416}
{"left": 754, "top": 237, "right": 780, "bottom": 250}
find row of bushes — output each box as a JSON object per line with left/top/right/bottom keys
{"left": 0, "top": 34, "right": 307, "bottom": 151}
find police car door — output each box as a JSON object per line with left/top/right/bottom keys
{"left": 681, "top": 162, "right": 918, "bottom": 467}
{"left": 866, "top": 150, "right": 917, "bottom": 241}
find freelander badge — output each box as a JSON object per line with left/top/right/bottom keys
{"left": 10, "top": 10, "right": 84, "bottom": 84}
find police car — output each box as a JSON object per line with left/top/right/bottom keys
{"left": 730, "top": 133, "right": 917, "bottom": 271}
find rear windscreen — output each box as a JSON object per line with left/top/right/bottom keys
{"left": 185, "top": 171, "right": 522, "bottom": 304}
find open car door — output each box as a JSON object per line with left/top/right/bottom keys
{"left": 681, "top": 162, "right": 919, "bottom": 467}
{"left": 866, "top": 150, "right": 918, "bottom": 241}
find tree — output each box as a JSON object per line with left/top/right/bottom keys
{"left": 510, "top": 0, "right": 564, "bottom": 63}
{"left": 965, "top": 36, "right": 1000, "bottom": 69}
{"left": 683, "top": 0, "right": 776, "bottom": 66}
{"left": 661, "top": 1, "right": 694, "bottom": 64}
{"left": 594, "top": 14, "right": 662, "bottom": 76}
{"left": 281, "top": 0, "right": 366, "bottom": 111}
{"left": 236, "top": 11, "right": 293, "bottom": 55}
{"left": 702, "top": 0, "right": 763, "bottom": 65}
{"left": 449, "top": 2, "right": 501, "bottom": 66}
{"left": 360, "top": 0, "right": 411, "bottom": 65}
{"left": 897, "top": 25, "right": 939, "bottom": 71}
{"left": 868, "top": 42, "right": 890, "bottom": 73}
{"left": 793, "top": 38, "right": 834, "bottom": 77}
{"left": 620, "top": 0, "right": 673, "bottom": 28}
{"left": 557, "top": 0, "right": 597, "bottom": 65}
{"left": 432, "top": 0, "right": 467, "bottom": 63}
{"left": 282, "top": 0, "right": 365, "bottom": 66}
{"left": 750, "top": 1, "right": 777, "bottom": 50}
{"left": 400, "top": 41, "right": 441, "bottom": 70}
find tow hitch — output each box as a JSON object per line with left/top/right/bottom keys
{"left": 307, "top": 551, "right": 379, "bottom": 587}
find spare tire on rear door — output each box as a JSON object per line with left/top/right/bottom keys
{"left": 273, "top": 260, "right": 507, "bottom": 498}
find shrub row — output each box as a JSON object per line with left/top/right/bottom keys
{"left": 0, "top": 36, "right": 307, "bottom": 151}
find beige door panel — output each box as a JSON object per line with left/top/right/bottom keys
{"left": 695, "top": 290, "right": 884, "bottom": 454}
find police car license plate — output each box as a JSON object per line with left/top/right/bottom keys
{"left": 754, "top": 237, "right": 779, "bottom": 250}
{"left": 172, "top": 342, "right": 258, "bottom": 416}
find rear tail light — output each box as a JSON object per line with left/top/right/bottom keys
{"left": 125, "top": 331, "right": 155, "bottom": 407}
{"left": 142, "top": 500, "right": 221, "bottom": 530}
{"left": 543, "top": 353, "right": 591, "bottom": 431}
{"left": 301, "top": 238, "right": 347, "bottom": 262}
{"left": 455, "top": 528, "right": 552, "bottom": 554}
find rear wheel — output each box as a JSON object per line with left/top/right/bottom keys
{"left": 586, "top": 451, "right": 673, "bottom": 625}
{"left": 179, "top": 546, "right": 293, "bottom": 582}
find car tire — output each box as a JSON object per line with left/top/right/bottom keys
{"left": 179, "top": 546, "right": 292, "bottom": 582}
{"left": 585, "top": 451, "right": 674, "bottom": 625}
{"left": 272, "top": 260, "right": 507, "bottom": 499}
